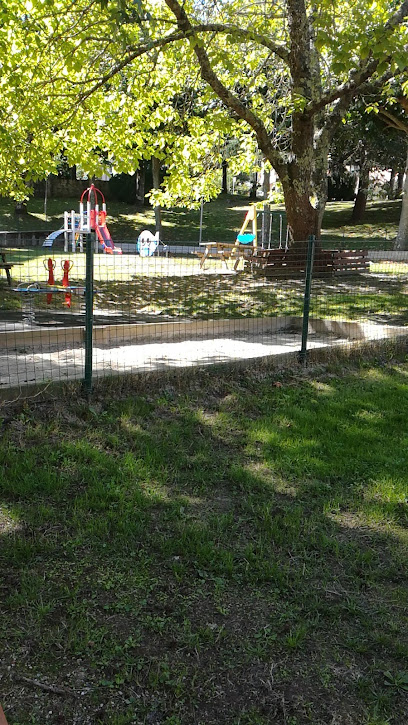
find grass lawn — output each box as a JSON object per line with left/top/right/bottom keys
{"left": 1, "top": 360, "right": 408, "bottom": 724}
{"left": 0, "top": 195, "right": 402, "bottom": 244}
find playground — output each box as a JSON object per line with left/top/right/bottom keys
{"left": 1, "top": 190, "right": 408, "bottom": 391}
{"left": 1, "top": 199, "right": 407, "bottom": 725}
{"left": 43, "top": 184, "right": 122, "bottom": 255}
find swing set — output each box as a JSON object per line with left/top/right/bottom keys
{"left": 196, "top": 202, "right": 286, "bottom": 269}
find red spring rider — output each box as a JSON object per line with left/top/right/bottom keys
{"left": 61, "top": 259, "right": 74, "bottom": 307}
{"left": 44, "top": 257, "right": 56, "bottom": 305}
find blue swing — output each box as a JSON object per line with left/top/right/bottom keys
{"left": 236, "top": 233, "right": 256, "bottom": 244}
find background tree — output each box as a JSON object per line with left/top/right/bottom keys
{"left": 2, "top": 1, "right": 408, "bottom": 244}
{"left": 329, "top": 103, "right": 408, "bottom": 223}
{"left": 161, "top": 0, "right": 408, "bottom": 240}
{"left": 377, "top": 98, "right": 408, "bottom": 248}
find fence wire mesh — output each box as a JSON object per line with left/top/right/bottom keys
{"left": 1, "top": 236, "right": 407, "bottom": 392}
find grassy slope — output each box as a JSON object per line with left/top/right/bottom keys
{"left": 1, "top": 360, "right": 407, "bottom": 725}
{"left": 0, "top": 196, "right": 402, "bottom": 243}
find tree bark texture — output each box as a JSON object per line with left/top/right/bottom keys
{"left": 263, "top": 168, "right": 270, "bottom": 199}
{"left": 397, "top": 170, "right": 405, "bottom": 197}
{"left": 221, "top": 160, "right": 228, "bottom": 194}
{"left": 152, "top": 156, "right": 162, "bottom": 237}
{"left": 282, "top": 184, "right": 318, "bottom": 241}
{"left": 136, "top": 164, "right": 146, "bottom": 204}
{"left": 389, "top": 168, "right": 397, "bottom": 199}
{"left": 395, "top": 150, "right": 408, "bottom": 250}
{"left": 351, "top": 162, "right": 370, "bottom": 223}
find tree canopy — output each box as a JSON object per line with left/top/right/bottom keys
{"left": 2, "top": 1, "right": 408, "bottom": 240}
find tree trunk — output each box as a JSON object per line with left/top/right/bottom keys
{"left": 262, "top": 169, "right": 271, "bottom": 247}
{"left": 279, "top": 137, "right": 321, "bottom": 243}
{"left": 14, "top": 201, "right": 28, "bottom": 215}
{"left": 152, "top": 156, "right": 162, "bottom": 238}
{"left": 136, "top": 164, "right": 145, "bottom": 204}
{"left": 221, "top": 160, "right": 228, "bottom": 194}
{"left": 282, "top": 183, "right": 319, "bottom": 242}
{"left": 313, "top": 132, "right": 329, "bottom": 239}
{"left": 249, "top": 172, "right": 257, "bottom": 199}
{"left": 351, "top": 163, "right": 370, "bottom": 223}
{"left": 263, "top": 168, "right": 270, "bottom": 199}
{"left": 389, "top": 168, "right": 397, "bottom": 199}
{"left": 394, "top": 151, "right": 408, "bottom": 250}
{"left": 396, "top": 170, "right": 404, "bottom": 197}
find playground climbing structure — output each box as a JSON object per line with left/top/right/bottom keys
{"left": 43, "top": 184, "right": 122, "bottom": 255}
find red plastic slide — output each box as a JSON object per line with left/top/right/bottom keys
{"left": 95, "top": 224, "right": 122, "bottom": 254}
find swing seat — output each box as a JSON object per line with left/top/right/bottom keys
{"left": 236, "top": 233, "right": 255, "bottom": 244}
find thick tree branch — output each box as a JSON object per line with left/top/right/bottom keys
{"left": 306, "top": 59, "right": 381, "bottom": 115}
{"left": 379, "top": 107, "right": 408, "bottom": 134}
{"left": 287, "top": 0, "right": 311, "bottom": 97}
{"left": 191, "top": 24, "right": 289, "bottom": 63}
{"left": 47, "top": 21, "right": 288, "bottom": 103}
{"left": 385, "top": 0, "right": 408, "bottom": 30}
{"left": 164, "top": 0, "right": 287, "bottom": 176}
{"left": 319, "top": 68, "right": 396, "bottom": 145}
{"left": 75, "top": 30, "right": 189, "bottom": 103}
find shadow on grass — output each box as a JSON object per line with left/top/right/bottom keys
{"left": 322, "top": 199, "right": 401, "bottom": 232}
{"left": 0, "top": 363, "right": 407, "bottom": 724}
{"left": 95, "top": 271, "right": 408, "bottom": 326}
{"left": 2, "top": 263, "right": 408, "bottom": 336}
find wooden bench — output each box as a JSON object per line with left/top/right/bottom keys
{"left": 195, "top": 242, "right": 255, "bottom": 270}
{"left": 332, "top": 249, "right": 369, "bottom": 274}
{"left": 247, "top": 247, "right": 369, "bottom": 278}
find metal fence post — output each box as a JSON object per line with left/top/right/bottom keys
{"left": 84, "top": 232, "right": 94, "bottom": 395}
{"left": 299, "top": 235, "right": 315, "bottom": 366}
{"left": 199, "top": 197, "right": 204, "bottom": 244}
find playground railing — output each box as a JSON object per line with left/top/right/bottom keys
{"left": 0, "top": 238, "right": 407, "bottom": 396}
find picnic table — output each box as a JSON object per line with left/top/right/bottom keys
{"left": 194, "top": 242, "right": 256, "bottom": 270}
{"left": 0, "top": 250, "right": 18, "bottom": 286}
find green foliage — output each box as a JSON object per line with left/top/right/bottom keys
{"left": 0, "top": 0, "right": 407, "bottom": 221}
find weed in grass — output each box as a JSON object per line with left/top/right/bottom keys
{"left": 383, "top": 669, "right": 408, "bottom": 693}
{"left": 284, "top": 624, "right": 309, "bottom": 650}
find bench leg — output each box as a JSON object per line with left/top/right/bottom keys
{"left": 5, "top": 267, "right": 11, "bottom": 286}
{"left": 200, "top": 250, "right": 209, "bottom": 269}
